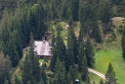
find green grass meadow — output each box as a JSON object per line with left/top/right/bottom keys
{"left": 92, "top": 49, "right": 125, "bottom": 84}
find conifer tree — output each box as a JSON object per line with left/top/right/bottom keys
{"left": 8, "top": 32, "right": 20, "bottom": 67}
{"left": 81, "top": 54, "right": 89, "bottom": 83}
{"left": 22, "top": 33, "right": 41, "bottom": 84}
{"left": 29, "top": 33, "right": 41, "bottom": 83}
{"left": 50, "top": 26, "right": 66, "bottom": 71}
{"left": 66, "top": 17, "right": 77, "bottom": 70}
{"left": 50, "top": 46, "right": 57, "bottom": 71}
{"left": 27, "top": 2, "right": 48, "bottom": 40}
{"left": 79, "top": 3, "right": 96, "bottom": 36}
{"left": 85, "top": 37, "right": 95, "bottom": 67}
{"left": 0, "top": 8, "right": 11, "bottom": 55}
{"left": 98, "top": 0, "right": 112, "bottom": 30}
{"left": 61, "top": 0, "right": 69, "bottom": 20}
{"left": 33, "top": 55, "right": 41, "bottom": 83}
{"left": 71, "top": 0, "right": 79, "bottom": 21}
{"left": 22, "top": 55, "right": 32, "bottom": 84}
{"left": 41, "top": 67, "right": 47, "bottom": 84}
{"left": 56, "top": 26, "right": 66, "bottom": 61}
{"left": 67, "top": 66, "right": 76, "bottom": 84}
{"left": 77, "top": 42, "right": 85, "bottom": 72}
{"left": 53, "top": 59, "right": 66, "bottom": 84}
{"left": 105, "top": 63, "right": 117, "bottom": 84}
{"left": 92, "top": 22, "right": 102, "bottom": 43}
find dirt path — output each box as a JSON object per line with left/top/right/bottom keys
{"left": 88, "top": 68, "right": 106, "bottom": 80}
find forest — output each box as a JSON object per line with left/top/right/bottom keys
{"left": 0, "top": 0, "right": 125, "bottom": 84}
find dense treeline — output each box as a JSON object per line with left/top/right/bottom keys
{"left": 0, "top": 0, "right": 123, "bottom": 83}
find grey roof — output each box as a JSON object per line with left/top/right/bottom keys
{"left": 34, "top": 40, "right": 51, "bottom": 56}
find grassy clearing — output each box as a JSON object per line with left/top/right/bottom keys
{"left": 39, "top": 59, "right": 44, "bottom": 63}
{"left": 89, "top": 72, "right": 104, "bottom": 84}
{"left": 93, "top": 49, "right": 125, "bottom": 84}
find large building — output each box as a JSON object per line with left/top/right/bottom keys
{"left": 34, "top": 40, "right": 51, "bottom": 59}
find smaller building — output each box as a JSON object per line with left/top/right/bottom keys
{"left": 34, "top": 40, "right": 51, "bottom": 59}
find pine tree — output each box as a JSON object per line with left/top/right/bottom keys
{"left": 22, "top": 55, "right": 32, "bottom": 84}
{"left": 27, "top": 2, "right": 48, "bottom": 40}
{"left": 8, "top": 32, "right": 20, "bottom": 67}
{"left": 50, "top": 47, "right": 57, "bottom": 71}
{"left": 61, "top": 0, "right": 69, "bottom": 20}
{"left": 0, "top": 8, "right": 11, "bottom": 55}
{"left": 66, "top": 17, "right": 77, "bottom": 70}
{"left": 33, "top": 55, "right": 41, "bottom": 83}
{"left": 53, "top": 59, "right": 66, "bottom": 84}
{"left": 81, "top": 55, "right": 89, "bottom": 83}
{"left": 56, "top": 26, "right": 66, "bottom": 61}
{"left": 29, "top": 33, "right": 41, "bottom": 83}
{"left": 92, "top": 22, "right": 102, "bottom": 43}
{"left": 71, "top": 0, "right": 79, "bottom": 21}
{"left": 50, "top": 26, "right": 66, "bottom": 71}
{"left": 22, "top": 33, "right": 41, "bottom": 84}
{"left": 79, "top": 3, "right": 96, "bottom": 36}
{"left": 77, "top": 42, "right": 85, "bottom": 72}
{"left": 105, "top": 63, "right": 117, "bottom": 84}
{"left": 85, "top": 37, "right": 95, "bottom": 67}
{"left": 67, "top": 66, "right": 76, "bottom": 84}
{"left": 41, "top": 67, "right": 47, "bottom": 84}
{"left": 97, "top": 0, "right": 112, "bottom": 31}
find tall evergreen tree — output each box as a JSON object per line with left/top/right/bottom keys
{"left": 27, "top": 2, "right": 48, "bottom": 40}
{"left": 91, "top": 22, "right": 102, "bottom": 43}
{"left": 22, "top": 55, "right": 32, "bottom": 84}
{"left": 53, "top": 59, "right": 66, "bottom": 84}
{"left": 29, "top": 33, "right": 41, "bottom": 83}
{"left": 81, "top": 54, "right": 89, "bottom": 83}
{"left": 79, "top": 3, "right": 96, "bottom": 36}
{"left": 50, "top": 26, "right": 66, "bottom": 71}
{"left": 41, "top": 67, "right": 47, "bottom": 84}
{"left": 56, "top": 26, "right": 66, "bottom": 61}
{"left": 66, "top": 17, "right": 77, "bottom": 70}
{"left": 0, "top": 8, "right": 11, "bottom": 55}
{"left": 77, "top": 42, "right": 85, "bottom": 72}
{"left": 71, "top": 0, "right": 79, "bottom": 21}
{"left": 98, "top": 0, "right": 112, "bottom": 31}
{"left": 105, "top": 63, "right": 117, "bottom": 84}
{"left": 67, "top": 65, "right": 76, "bottom": 84}
{"left": 8, "top": 32, "right": 20, "bottom": 67}
{"left": 22, "top": 33, "right": 41, "bottom": 84}
{"left": 61, "top": 0, "right": 69, "bottom": 20}
{"left": 50, "top": 46, "right": 57, "bottom": 71}
{"left": 85, "top": 37, "right": 95, "bottom": 67}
